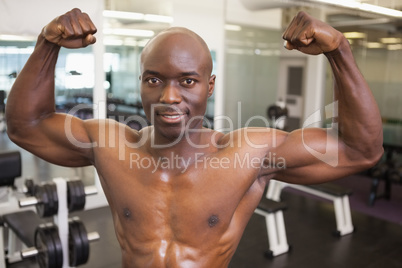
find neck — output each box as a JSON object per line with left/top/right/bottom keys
{"left": 149, "top": 126, "right": 211, "bottom": 158}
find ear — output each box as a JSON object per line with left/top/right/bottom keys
{"left": 208, "top": 75, "right": 216, "bottom": 98}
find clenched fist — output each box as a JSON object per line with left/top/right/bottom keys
{"left": 283, "top": 11, "right": 345, "bottom": 55}
{"left": 42, "top": 8, "right": 97, "bottom": 48}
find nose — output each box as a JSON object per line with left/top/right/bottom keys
{"left": 159, "top": 84, "right": 182, "bottom": 104}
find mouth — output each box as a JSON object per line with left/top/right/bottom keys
{"left": 156, "top": 110, "right": 188, "bottom": 124}
{"left": 161, "top": 114, "right": 184, "bottom": 119}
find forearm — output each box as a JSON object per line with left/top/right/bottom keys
{"left": 6, "top": 33, "right": 60, "bottom": 136}
{"left": 326, "top": 37, "right": 383, "bottom": 163}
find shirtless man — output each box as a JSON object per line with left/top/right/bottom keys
{"left": 6, "top": 8, "right": 383, "bottom": 268}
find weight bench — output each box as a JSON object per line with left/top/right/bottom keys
{"left": 0, "top": 151, "right": 44, "bottom": 264}
{"left": 254, "top": 195, "right": 289, "bottom": 257}
{"left": 0, "top": 151, "right": 22, "bottom": 213}
{"left": 1, "top": 211, "right": 46, "bottom": 263}
{"left": 267, "top": 180, "right": 354, "bottom": 236}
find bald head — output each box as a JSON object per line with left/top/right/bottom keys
{"left": 140, "top": 27, "right": 213, "bottom": 76}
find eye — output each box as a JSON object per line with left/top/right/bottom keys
{"left": 181, "top": 78, "right": 196, "bottom": 86}
{"left": 146, "top": 77, "right": 162, "bottom": 86}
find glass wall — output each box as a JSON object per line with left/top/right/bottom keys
{"left": 0, "top": 41, "right": 34, "bottom": 94}
{"left": 224, "top": 25, "right": 282, "bottom": 130}
{"left": 0, "top": 40, "right": 95, "bottom": 115}
{"left": 325, "top": 28, "right": 402, "bottom": 147}
{"left": 352, "top": 41, "right": 402, "bottom": 146}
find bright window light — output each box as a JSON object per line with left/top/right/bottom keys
{"left": 0, "top": 35, "right": 35, "bottom": 41}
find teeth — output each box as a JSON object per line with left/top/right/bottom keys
{"left": 162, "top": 115, "right": 181, "bottom": 119}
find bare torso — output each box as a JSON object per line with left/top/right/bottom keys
{"left": 91, "top": 123, "right": 273, "bottom": 267}
{"left": 4, "top": 7, "right": 383, "bottom": 268}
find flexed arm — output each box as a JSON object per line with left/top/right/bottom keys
{"left": 270, "top": 12, "right": 383, "bottom": 183}
{"left": 6, "top": 8, "right": 97, "bottom": 167}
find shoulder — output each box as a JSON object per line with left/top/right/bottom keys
{"left": 216, "top": 127, "right": 289, "bottom": 150}
{"left": 83, "top": 118, "right": 141, "bottom": 143}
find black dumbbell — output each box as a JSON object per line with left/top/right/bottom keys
{"left": 19, "top": 180, "right": 97, "bottom": 217}
{"left": 21, "top": 219, "right": 99, "bottom": 268}
{"left": 68, "top": 217, "right": 100, "bottom": 266}
{"left": 21, "top": 222, "right": 63, "bottom": 268}
{"left": 19, "top": 182, "right": 59, "bottom": 217}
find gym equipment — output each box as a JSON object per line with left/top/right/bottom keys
{"left": 0, "top": 150, "right": 27, "bottom": 266}
{"left": 0, "top": 90, "right": 5, "bottom": 132}
{"left": 1, "top": 210, "right": 46, "bottom": 264}
{"left": 254, "top": 197, "right": 289, "bottom": 257}
{"left": 368, "top": 143, "right": 402, "bottom": 206}
{"left": 22, "top": 222, "right": 64, "bottom": 268}
{"left": 267, "top": 180, "right": 354, "bottom": 236}
{"left": 68, "top": 217, "right": 100, "bottom": 266}
{"left": 1, "top": 151, "right": 101, "bottom": 267}
{"left": 0, "top": 150, "right": 21, "bottom": 188}
{"left": 21, "top": 218, "right": 100, "bottom": 268}
{"left": 19, "top": 179, "right": 98, "bottom": 217}
{"left": 3, "top": 178, "right": 100, "bottom": 268}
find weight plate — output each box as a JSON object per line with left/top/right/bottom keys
{"left": 67, "top": 181, "right": 77, "bottom": 212}
{"left": 35, "top": 185, "right": 50, "bottom": 218}
{"left": 43, "top": 184, "right": 56, "bottom": 217}
{"left": 68, "top": 180, "right": 86, "bottom": 212}
{"left": 35, "top": 223, "right": 59, "bottom": 268}
{"left": 46, "top": 183, "right": 59, "bottom": 215}
{"left": 76, "top": 181, "right": 86, "bottom": 210}
{"left": 74, "top": 218, "right": 90, "bottom": 265}
{"left": 47, "top": 223, "right": 63, "bottom": 268}
{"left": 69, "top": 219, "right": 84, "bottom": 266}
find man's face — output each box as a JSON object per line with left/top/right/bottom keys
{"left": 140, "top": 31, "right": 215, "bottom": 140}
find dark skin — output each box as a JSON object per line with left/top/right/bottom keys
{"left": 6, "top": 8, "right": 383, "bottom": 268}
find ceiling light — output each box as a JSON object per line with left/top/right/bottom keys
{"left": 360, "top": 3, "right": 402, "bottom": 17}
{"left": 343, "top": 32, "right": 366, "bottom": 39}
{"left": 225, "top": 24, "right": 242, "bottom": 31}
{"left": 103, "top": 10, "right": 173, "bottom": 24}
{"left": 103, "top": 10, "right": 144, "bottom": 20}
{"left": 387, "top": 44, "right": 402, "bottom": 50}
{"left": 366, "top": 42, "right": 385, "bottom": 49}
{"left": 313, "top": 0, "right": 359, "bottom": 9}
{"left": 103, "top": 28, "right": 155, "bottom": 37}
{"left": 144, "top": 14, "right": 173, "bottom": 23}
{"left": 103, "top": 38, "right": 124, "bottom": 46}
{"left": 380, "top": 37, "right": 402, "bottom": 44}
{"left": 312, "top": 0, "right": 402, "bottom": 18}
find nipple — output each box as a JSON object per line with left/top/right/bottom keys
{"left": 208, "top": 215, "right": 219, "bottom": 227}
{"left": 123, "top": 208, "right": 132, "bottom": 219}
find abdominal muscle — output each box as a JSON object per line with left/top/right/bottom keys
{"left": 114, "top": 216, "right": 237, "bottom": 268}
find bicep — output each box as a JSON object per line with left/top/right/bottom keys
{"left": 12, "top": 113, "right": 94, "bottom": 167}
{"left": 268, "top": 128, "right": 362, "bottom": 184}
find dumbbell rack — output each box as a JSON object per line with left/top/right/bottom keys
{"left": 55, "top": 178, "right": 72, "bottom": 268}
{"left": 13, "top": 178, "right": 99, "bottom": 268}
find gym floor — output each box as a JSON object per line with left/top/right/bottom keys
{"left": 2, "top": 131, "right": 402, "bottom": 268}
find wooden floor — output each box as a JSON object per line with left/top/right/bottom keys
{"left": 2, "top": 131, "right": 402, "bottom": 268}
